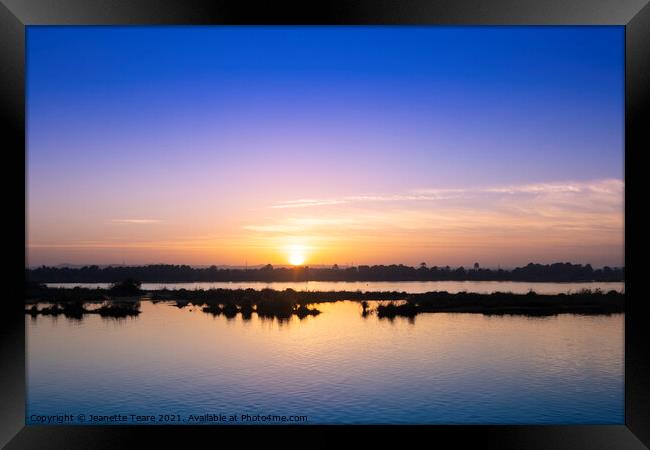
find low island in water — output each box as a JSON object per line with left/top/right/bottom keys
{"left": 26, "top": 277, "right": 624, "bottom": 320}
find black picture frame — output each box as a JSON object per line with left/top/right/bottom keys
{"left": 2, "top": 1, "right": 648, "bottom": 448}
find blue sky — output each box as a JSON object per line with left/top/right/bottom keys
{"left": 26, "top": 26, "right": 624, "bottom": 267}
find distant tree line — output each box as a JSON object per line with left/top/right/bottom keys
{"left": 26, "top": 262, "right": 624, "bottom": 283}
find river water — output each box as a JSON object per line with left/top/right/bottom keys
{"left": 26, "top": 300, "right": 623, "bottom": 424}
{"left": 45, "top": 280, "right": 624, "bottom": 294}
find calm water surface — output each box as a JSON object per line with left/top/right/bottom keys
{"left": 46, "top": 280, "right": 624, "bottom": 294}
{"left": 27, "top": 301, "right": 623, "bottom": 424}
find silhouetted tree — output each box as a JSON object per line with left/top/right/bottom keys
{"left": 26, "top": 262, "right": 624, "bottom": 284}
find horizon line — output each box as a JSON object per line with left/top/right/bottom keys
{"left": 26, "top": 261, "right": 625, "bottom": 270}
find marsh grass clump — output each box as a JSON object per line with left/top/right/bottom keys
{"left": 108, "top": 278, "right": 142, "bottom": 297}
{"left": 256, "top": 290, "right": 296, "bottom": 319}
{"left": 374, "top": 289, "right": 625, "bottom": 317}
{"left": 360, "top": 300, "right": 371, "bottom": 317}
{"left": 30, "top": 301, "right": 92, "bottom": 319}
{"left": 376, "top": 301, "right": 417, "bottom": 318}
{"left": 38, "top": 304, "right": 64, "bottom": 316}
{"left": 61, "top": 300, "right": 86, "bottom": 319}
{"left": 294, "top": 303, "right": 321, "bottom": 319}
{"left": 240, "top": 298, "right": 254, "bottom": 319}
{"left": 222, "top": 302, "right": 239, "bottom": 318}
{"left": 95, "top": 301, "right": 141, "bottom": 318}
{"left": 195, "top": 289, "right": 323, "bottom": 319}
{"left": 202, "top": 303, "right": 223, "bottom": 315}
{"left": 151, "top": 288, "right": 173, "bottom": 300}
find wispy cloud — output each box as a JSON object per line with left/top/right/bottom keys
{"left": 269, "top": 179, "right": 623, "bottom": 210}
{"left": 481, "top": 179, "right": 623, "bottom": 195}
{"left": 110, "top": 219, "right": 162, "bottom": 225}
{"left": 271, "top": 199, "right": 348, "bottom": 209}
{"left": 243, "top": 224, "right": 302, "bottom": 233}
{"left": 244, "top": 179, "right": 624, "bottom": 260}
{"left": 270, "top": 191, "right": 468, "bottom": 209}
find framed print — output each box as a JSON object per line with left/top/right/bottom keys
{"left": 2, "top": 1, "right": 649, "bottom": 448}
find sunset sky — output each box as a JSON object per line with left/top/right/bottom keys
{"left": 26, "top": 26, "right": 624, "bottom": 268}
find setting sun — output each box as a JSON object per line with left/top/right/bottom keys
{"left": 287, "top": 245, "right": 307, "bottom": 266}
{"left": 288, "top": 254, "right": 305, "bottom": 266}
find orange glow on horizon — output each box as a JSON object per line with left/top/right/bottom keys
{"left": 26, "top": 179, "right": 625, "bottom": 268}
